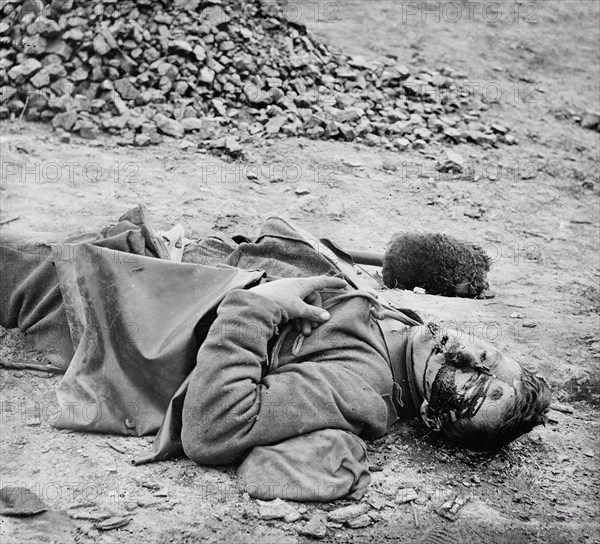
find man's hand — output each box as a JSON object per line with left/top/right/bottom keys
{"left": 249, "top": 276, "right": 348, "bottom": 336}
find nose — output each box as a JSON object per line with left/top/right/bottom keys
{"left": 445, "top": 343, "right": 479, "bottom": 369}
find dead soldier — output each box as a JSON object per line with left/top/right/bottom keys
{"left": 0, "top": 205, "right": 551, "bottom": 501}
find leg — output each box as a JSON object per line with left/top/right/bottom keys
{"left": 0, "top": 205, "right": 172, "bottom": 368}
{"left": 0, "top": 230, "right": 94, "bottom": 367}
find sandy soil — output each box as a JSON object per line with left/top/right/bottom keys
{"left": 1, "top": 1, "right": 599, "bottom": 543}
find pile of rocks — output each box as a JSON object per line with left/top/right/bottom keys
{"left": 0, "top": 0, "right": 514, "bottom": 152}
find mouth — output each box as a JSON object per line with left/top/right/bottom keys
{"left": 424, "top": 364, "right": 494, "bottom": 431}
{"left": 410, "top": 324, "right": 496, "bottom": 430}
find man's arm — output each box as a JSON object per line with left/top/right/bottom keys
{"left": 181, "top": 277, "right": 393, "bottom": 465}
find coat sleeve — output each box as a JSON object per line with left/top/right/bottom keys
{"left": 237, "top": 429, "right": 371, "bottom": 501}
{"left": 181, "top": 290, "right": 391, "bottom": 465}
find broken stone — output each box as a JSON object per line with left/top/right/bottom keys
{"left": 437, "top": 494, "right": 469, "bottom": 521}
{"left": 57, "top": 130, "right": 71, "bottom": 143}
{"left": 63, "top": 27, "right": 84, "bottom": 41}
{"left": 467, "top": 131, "right": 497, "bottom": 146}
{"left": 224, "top": 136, "right": 242, "bottom": 155}
{"left": 180, "top": 139, "right": 195, "bottom": 150}
{"left": 154, "top": 113, "right": 184, "bottom": 138}
{"left": 201, "top": 5, "right": 231, "bottom": 28}
{"left": 102, "top": 116, "right": 129, "bottom": 130}
{"left": 113, "top": 78, "right": 140, "bottom": 101}
{"left": 438, "top": 149, "right": 465, "bottom": 173}
{"left": 335, "top": 107, "right": 364, "bottom": 124}
{"left": 346, "top": 514, "right": 372, "bottom": 529}
{"left": 30, "top": 17, "right": 61, "bottom": 36}
{"left": 52, "top": 111, "right": 78, "bottom": 131}
{"left": 444, "top": 127, "right": 462, "bottom": 141}
{"left": 297, "top": 516, "right": 327, "bottom": 539}
{"left": 323, "top": 120, "right": 340, "bottom": 138}
{"left": 45, "top": 39, "right": 72, "bottom": 59}
{"left": 396, "top": 488, "right": 418, "bottom": 504}
{"left": 22, "top": 35, "right": 48, "bottom": 55}
{"left": 364, "top": 133, "right": 380, "bottom": 146}
{"left": 101, "top": 29, "right": 119, "bottom": 50}
{"left": 284, "top": 511, "right": 302, "bottom": 523}
{"left": 68, "top": 510, "right": 113, "bottom": 522}
{"left": 414, "top": 127, "right": 432, "bottom": 140}
{"left": 581, "top": 111, "right": 600, "bottom": 131}
{"left": 367, "top": 494, "right": 387, "bottom": 510}
{"left": 181, "top": 117, "right": 206, "bottom": 131}
{"left": 194, "top": 44, "right": 207, "bottom": 62}
{"left": 327, "top": 503, "right": 370, "bottom": 523}
{"left": 491, "top": 123, "right": 508, "bottom": 134}
{"left": 96, "top": 516, "right": 131, "bottom": 531}
{"left": 169, "top": 40, "right": 193, "bottom": 54}
{"left": 390, "top": 138, "right": 408, "bottom": 151}
{"left": 78, "top": 122, "right": 98, "bottom": 140}
{"left": 8, "top": 58, "right": 42, "bottom": 80}
{"left": 92, "top": 34, "right": 111, "bottom": 56}
{"left": 265, "top": 115, "right": 286, "bottom": 134}
{"left": 1, "top": 486, "right": 48, "bottom": 516}
{"left": 199, "top": 66, "right": 215, "bottom": 84}
{"left": 30, "top": 68, "right": 50, "bottom": 88}
{"left": 211, "top": 98, "right": 227, "bottom": 116}
{"left": 342, "top": 159, "right": 363, "bottom": 168}
{"left": 71, "top": 67, "right": 89, "bottom": 82}
{"left": 294, "top": 185, "right": 310, "bottom": 196}
{"left": 256, "top": 498, "right": 300, "bottom": 521}
{"left": 157, "top": 62, "right": 178, "bottom": 80}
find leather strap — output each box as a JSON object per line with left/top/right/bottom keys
{"left": 377, "top": 318, "right": 420, "bottom": 419}
{"left": 404, "top": 332, "right": 426, "bottom": 418}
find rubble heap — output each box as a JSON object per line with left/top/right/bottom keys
{"left": 0, "top": 0, "right": 514, "bottom": 152}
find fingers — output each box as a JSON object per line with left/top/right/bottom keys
{"left": 250, "top": 275, "right": 347, "bottom": 323}
{"left": 293, "top": 318, "right": 314, "bottom": 336}
{"left": 293, "top": 319, "right": 302, "bottom": 333}
{"left": 304, "top": 290, "right": 323, "bottom": 308}
{"left": 297, "top": 275, "right": 348, "bottom": 296}
{"left": 297, "top": 302, "right": 331, "bottom": 324}
{"left": 301, "top": 319, "right": 312, "bottom": 337}
{"left": 294, "top": 276, "right": 345, "bottom": 323}
{"left": 299, "top": 287, "right": 328, "bottom": 325}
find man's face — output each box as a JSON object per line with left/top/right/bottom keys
{"left": 408, "top": 325, "right": 523, "bottom": 432}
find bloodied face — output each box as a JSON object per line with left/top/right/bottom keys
{"left": 407, "top": 324, "right": 525, "bottom": 437}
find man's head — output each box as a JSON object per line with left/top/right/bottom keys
{"left": 406, "top": 324, "right": 551, "bottom": 450}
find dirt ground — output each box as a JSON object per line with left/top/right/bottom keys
{"left": 1, "top": 1, "right": 599, "bottom": 543}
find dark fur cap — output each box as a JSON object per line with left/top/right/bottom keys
{"left": 382, "top": 232, "right": 491, "bottom": 298}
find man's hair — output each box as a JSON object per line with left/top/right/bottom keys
{"left": 441, "top": 367, "right": 552, "bottom": 450}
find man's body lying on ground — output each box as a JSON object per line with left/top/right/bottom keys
{"left": 0, "top": 205, "right": 552, "bottom": 501}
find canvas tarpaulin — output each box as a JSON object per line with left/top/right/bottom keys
{"left": 51, "top": 215, "right": 365, "bottom": 464}
{"left": 54, "top": 245, "right": 264, "bottom": 444}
